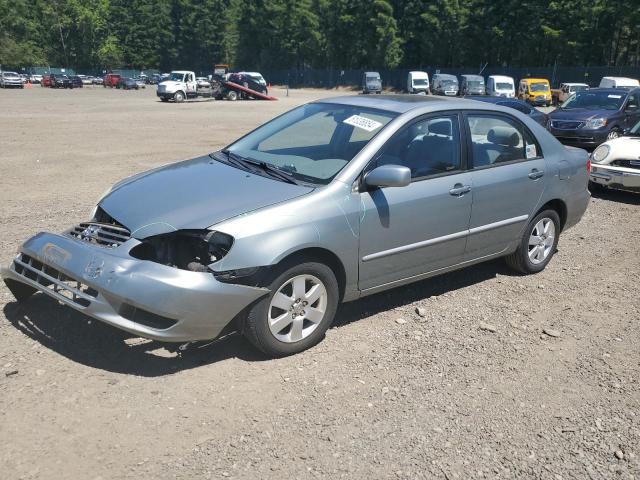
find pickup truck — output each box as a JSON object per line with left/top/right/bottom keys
{"left": 156, "top": 70, "right": 198, "bottom": 102}
{"left": 551, "top": 83, "right": 589, "bottom": 105}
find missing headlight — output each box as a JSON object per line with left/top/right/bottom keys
{"left": 130, "top": 230, "right": 233, "bottom": 272}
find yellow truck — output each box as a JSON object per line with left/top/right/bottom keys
{"left": 517, "top": 78, "right": 552, "bottom": 107}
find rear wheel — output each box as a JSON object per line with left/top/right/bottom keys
{"left": 243, "top": 262, "right": 339, "bottom": 357}
{"left": 226, "top": 90, "right": 238, "bottom": 101}
{"left": 505, "top": 209, "right": 560, "bottom": 274}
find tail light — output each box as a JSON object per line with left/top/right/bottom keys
{"left": 586, "top": 158, "right": 591, "bottom": 172}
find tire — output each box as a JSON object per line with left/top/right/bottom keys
{"left": 174, "top": 91, "right": 185, "bottom": 102}
{"left": 243, "top": 262, "right": 339, "bottom": 357}
{"left": 606, "top": 128, "right": 621, "bottom": 141}
{"left": 226, "top": 90, "right": 238, "bottom": 101}
{"left": 505, "top": 209, "right": 560, "bottom": 274}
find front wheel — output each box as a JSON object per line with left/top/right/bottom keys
{"left": 243, "top": 262, "right": 339, "bottom": 357}
{"left": 174, "top": 91, "right": 185, "bottom": 102}
{"left": 505, "top": 209, "right": 560, "bottom": 274}
{"left": 606, "top": 128, "right": 621, "bottom": 141}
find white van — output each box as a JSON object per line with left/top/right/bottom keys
{"left": 598, "top": 77, "right": 640, "bottom": 89}
{"left": 407, "top": 71, "right": 430, "bottom": 94}
{"left": 486, "top": 75, "right": 515, "bottom": 98}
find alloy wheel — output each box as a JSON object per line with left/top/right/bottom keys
{"left": 268, "top": 274, "right": 328, "bottom": 343}
{"left": 528, "top": 218, "right": 556, "bottom": 265}
{"left": 607, "top": 130, "right": 620, "bottom": 140}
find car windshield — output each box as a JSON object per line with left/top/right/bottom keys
{"left": 169, "top": 72, "right": 185, "bottom": 81}
{"left": 225, "top": 103, "right": 396, "bottom": 185}
{"left": 247, "top": 74, "right": 266, "bottom": 85}
{"left": 561, "top": 91, "right": 625, "bottom": 110}
{"left": 366, "top": 76, "right": 380, "bottom": 82}
{"left": 441, "top": 79, "right": 458, "bottom": 87}
{"left": 4, "top": 72, "right": 19, "bottom": 77}
{"left": 467, "top": 80, "right": 484, "bottom": 88}
{"left": 496, "top": 82, "right": 512, "bottom": 90}
{"left": 413, "top": 79, "right": 429, "bottom": 86}
{"left": 571, "top": 85, "right": 588, "bottom": 93}
{"left": 530, "top": 82, "right": 549, "bottom": 92}
{"left": 630, "top": 119, "right": 640, "bottom": 135}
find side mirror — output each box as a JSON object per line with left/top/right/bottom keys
{"left": 626, "top": 104, "right": 638, "bottom": 111}
{"left": 364, "top": 165, "right": 411, "bottom": 189}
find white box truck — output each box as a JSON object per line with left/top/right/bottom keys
{"left": 407, "top": 71, "right": 430, "bottom": 94}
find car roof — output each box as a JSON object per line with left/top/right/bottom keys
{"left": 315, "top": 94, "right": 504, "bottom": 114}
{"left": 522, "top": 78, "right": 549, "bottom": 82}
{"left": 601, "top": 76, "right": 638, "bottom": 82}
{"left": 579, "top": 87, "right": 638, "bottom": 95}
{"left": 488, "top": 75, "right": 514, "bottom": 81}
{"left": 433, "top": 73, "right": 457, "bottom": 79}
{"left": 562, "top": 82, "right": 588, "bottom": 86}
{"left": 461, "top": 74, "right": 483, "bottom": 79}
{"left": 463, "top": 95, "right": 526, "bottom": 104}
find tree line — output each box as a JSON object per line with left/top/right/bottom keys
{"left": 1, "top": 0, "right": 639, "bottom": 72}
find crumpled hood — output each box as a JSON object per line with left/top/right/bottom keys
{"left": 549, "top": 108, "right": 618, "bottom": 121}
{"left": 99, "top": 155, "right": 314, "bottom": 238}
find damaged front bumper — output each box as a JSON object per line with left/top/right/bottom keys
{"left": 1, "top": 232, "right": 269, "bottom": 342}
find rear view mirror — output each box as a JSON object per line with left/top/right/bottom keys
{"left": 364, "top": 165, "right": 411, "bottom": 189}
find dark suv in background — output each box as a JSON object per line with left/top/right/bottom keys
{"left": 548, "top": 87, "right": 640, "bottom": 148}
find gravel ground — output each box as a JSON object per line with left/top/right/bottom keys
{"left": 0, "top": 86, "right": 639, "bottom": 480}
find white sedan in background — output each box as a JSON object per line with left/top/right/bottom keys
{"left": 590, "top": 120, "right": 640, "bottom": 192}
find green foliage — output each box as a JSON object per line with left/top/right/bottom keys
{"left": 1, "top": 0, "right": 639, "bottom": 71}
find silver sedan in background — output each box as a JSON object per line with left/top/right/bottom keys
{"left": 2, "top": 96, "right": 590, "bottom": 357}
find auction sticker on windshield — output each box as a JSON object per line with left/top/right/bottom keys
{"left": 344, "top": 115, "right": 383, "bottom": 132}
{"left": 608, "top": 95, "right": 622, "bottom": 99}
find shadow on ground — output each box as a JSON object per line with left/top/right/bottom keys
{"left": 3, "top": 258, "right": 512, "bottom": 377}
{"left": 590, "top": 186, "right": 640, "bottom": 205}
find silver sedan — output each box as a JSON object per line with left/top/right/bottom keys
{"left": 2, "top": 96, "right": 591, "bottom": 357}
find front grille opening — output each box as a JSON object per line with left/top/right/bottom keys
{"left": 118, "top": 303, "right": 178, "bottom": 330}
{"left": 64, "top": 207, "right": 131, "bottom": 249}
{"left": 14, "top": 254, "right": 98, "bottom": 308}
{"left": 613, "top": 159, "right": 640, "bottom": 170}
{"left": 65, "top": 222, "right": 131, "bottom": 248}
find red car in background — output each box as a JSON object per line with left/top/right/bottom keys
{"left": 41, "top": 74, "right": 53, "bottom": 87}
{"left": 103, "top": 74, "right": 121, "bottom": 88}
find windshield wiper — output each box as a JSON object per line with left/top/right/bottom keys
{"left": 215, "top": 150, "right": 299, "bottom": 185}
{"left": 241, "top": 157, "right": 299, "bottom": 185}
{"left": 210, "top": 150, "right": 252, "bottom": 171}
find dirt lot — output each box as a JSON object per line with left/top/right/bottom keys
{"left": 1, "top": 86, "right": 639, "bottom": 480}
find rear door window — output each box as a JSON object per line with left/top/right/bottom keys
{"left": 466, "top": 114, "right": 540, "bottom": 168}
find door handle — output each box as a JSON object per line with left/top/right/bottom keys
{"left": 528, "top": 169, "right": 544, "bottom": 180}
{"left": 449, "top": 184, "right": 472, "bottom": 196}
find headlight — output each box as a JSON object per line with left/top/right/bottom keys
{"left": 585, "top": 118, "right": 607, "bottom": 129}
{"left": 592, "top": 145, "right": 610, "bottom": 163}
{"left": 130, "top": 230, "right": 234, "bottom": 272}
